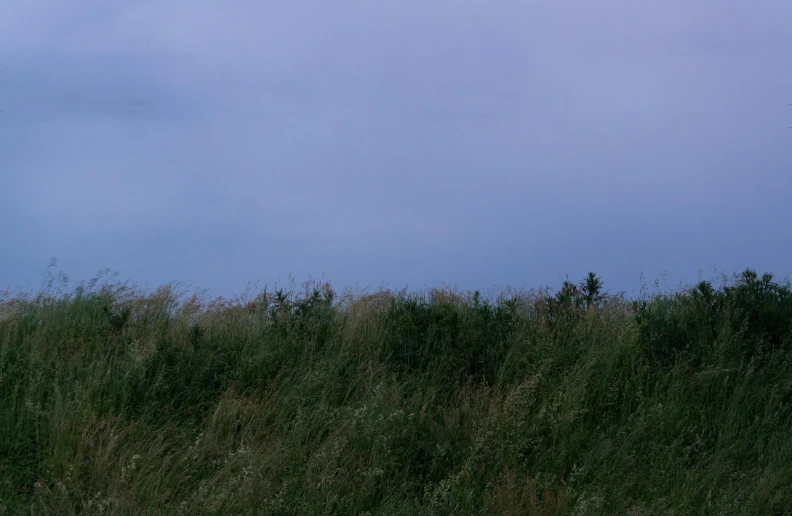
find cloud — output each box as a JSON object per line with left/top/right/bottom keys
{"left": 1, "top": 0, "right": 791, "bottom": 297}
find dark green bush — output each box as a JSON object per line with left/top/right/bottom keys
{"left": 1, "top": 269, "right": 791, "bottom": 514}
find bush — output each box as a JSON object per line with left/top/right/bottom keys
{"left": 1, "top": 269, "right": 791, "bottom": 514}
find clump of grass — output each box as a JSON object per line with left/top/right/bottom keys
{"left": 1, "top": 267, "right": 791, "bottom": 514}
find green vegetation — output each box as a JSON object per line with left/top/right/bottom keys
{"left": 1, "top": 267, "right": 791, "bottom": 514}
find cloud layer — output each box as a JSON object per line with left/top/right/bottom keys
{"left": 2, "top": 0, "right": 791, "bottom": 297}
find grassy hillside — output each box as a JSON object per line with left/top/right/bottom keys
{"left": 1, "top": 269, "right": 791, "bottom": 514}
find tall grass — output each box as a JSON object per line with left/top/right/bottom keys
{"left": 1, "top": 267, "right": 791, "bottom": 514}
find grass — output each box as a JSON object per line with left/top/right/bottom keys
{"left": 1, "top": 267, "right": 791, "bottom": 515}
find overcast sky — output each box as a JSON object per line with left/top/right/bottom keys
{"left": 1, "top": 0, "right": 791, "bottom": 299}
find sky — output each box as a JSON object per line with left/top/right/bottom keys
{"left": 1, "top": 0, "right": 791, "bottom": 300}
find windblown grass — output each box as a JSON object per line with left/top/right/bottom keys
{"left": 1, "top": 267, "right": 791, "bottom": 514}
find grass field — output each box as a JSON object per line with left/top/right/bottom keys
{"left": 1, "top": 267, "right": 791, "bottom": 514}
